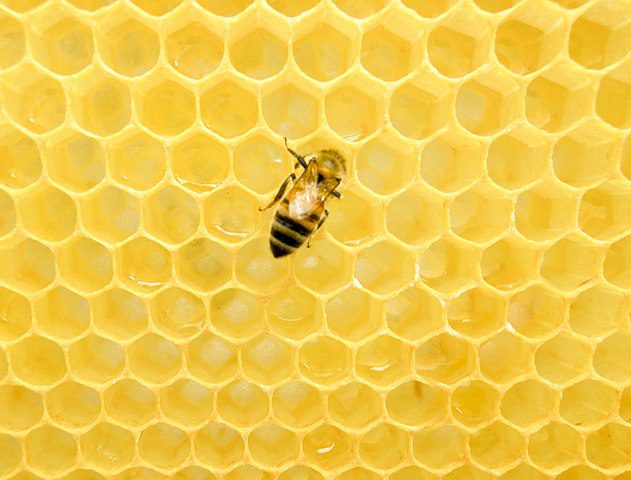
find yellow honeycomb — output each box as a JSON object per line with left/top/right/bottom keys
{"left": 0, "top": 0, "right": 630, "bottom": 478}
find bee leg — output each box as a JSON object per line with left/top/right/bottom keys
{"left": 284, "top": 137, "right": 308, "bottom": 169}
{"left": 259, "top": 173, "right": 296, "bottom": 211}
{"left": 307, "top": 210, "right": 329, "bottom": 248}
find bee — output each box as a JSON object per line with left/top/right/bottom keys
{"left": 259, "top": 138, "right": 346, "bottom": 258}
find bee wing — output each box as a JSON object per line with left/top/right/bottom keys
{"left": 288, "top": 160, "right": 320, "bottom": 219}
{"left": 317, "top": 178, "right": 341, "bottom": 201}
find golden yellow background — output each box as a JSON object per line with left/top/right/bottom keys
{"left": 0, "top": 0, "right": 630, "bottom": 478}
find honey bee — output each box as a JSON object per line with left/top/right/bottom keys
{"left": 259, "top": 138, "right": 346, "bottom": 258}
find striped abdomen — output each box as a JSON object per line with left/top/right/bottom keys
{"left": 270, "top": 203, "right": 320, "bottom": 258}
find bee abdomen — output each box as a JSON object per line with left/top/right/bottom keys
{"left": 270, "top": 214, "right": 313, "bottom": 258}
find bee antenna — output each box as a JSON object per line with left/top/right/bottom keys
{"left": 284, "top": 137, "right": 308, "bottom": 169}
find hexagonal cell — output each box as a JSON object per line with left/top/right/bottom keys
{"left": 70, "top": 69, "right": 131, "bottom": 136}
{"left": 402, "top": 0, "right": 457, "bottom": 17}
{"left": 332, "top": 0, "right": 385, "bottom": 18}
{"left": 128, "top": 333, "right": 182, "bottom": 384}
{"left": 495, "top": 1, "right": 566, "bottom": 75}
{"left": 541, "top": 237, "right": 599, "bottom": 291}
{"left": 58, "top": 237, "right": 112, "bottom": 293}
{"left": 203, "top": 186, "right": 259, "bottom": 244}
{"left": 0, "top": 385, "right": 43, "bottom": 431}
{"left": 25, "top": 425, "right": 77, "bottom": 476}
{"left": 266, "top": 0, "right": 318, "bottom": 16}
{"left": 499, "top": 466, "right": 551, "bottom": 480}
{"left": 114, "top": 468, "right": 163, "bottom": 480}
{"left": 597, "top": 59, "right": 631, "bottom": 129}
{"left": 242, "top": 334, "right": 295, "bottom": 385}
{"left": 293, "top": 22, "right": 354, "bottom": 82}
{"left": 215, "top": 380, "right": 268, "bottom": 427}
{"left": 11, "top": 335, "right": 66, "bottom": 387}
{"left": 386, "top": 286, "right": 443, "bottom": 341}
{"left": 69, "top": 335, "right": 124, "bottom": 384}
{"left": 535, "top": 333, "right": 591, "bottom": 385}
{"left": 82, "top": 186, "right": 139, "bottom": 244}
{"left": 30, "top": 14, "right": 93, "bottom": 75}
{"left": 45, "top": 381, "right": 100, "bottom": 429}
{"left": 194, "top": 423, "right": 243, "bottom": 469}
{"left": 118, "top": 237, "right": 171, "bottom": 293}
{"left": 186, "top": 333, "right": 237, "bottom": 384}
{"left": 235, "top": 237, "right": 290, "bottom": 293}
{"left": 144, "top": 185, "right": 199, "bottom": 244}
{"left": 93, "top": 288, "right": 147, "bottom": 341}
{"left": 0, "top": 125, "right": 41, "bottom": 190}
{"left": 418, "top": 237, "right": 478, "bottom": 294}
{"left": 515, "top": 182, "right": 576, "bottom": 242}
{"left": 325, "top": 78, "right": 382, "bottom": 142}
{"left": 620, "top": 387, "right": 631, "bottom": 423}
{"left": 427, "top": 8, "right": 492, "bottom": 78}
{"left": 324, "top": 189, "right": 380, "bottom": 246}
{"left": 569, "top": 0, "right": 630, "bottom": 70}
{"left": 209, "top": 288, "right": 263, "bottom": 340}
{"left": 262, "top": 80, "right": 319, "bottom": 139}
{"left": 447, "top": 287, "right": 505, "bottom": 339}
{"left": 98, "top": 18, "right": 159, "bottom": 76}
{"left": 360, "top": 423, "right": 409, "bottom": 471}
{"left": 160, "top": 379, "right": 213, "bottom": 426}
{"left": 293, "top": 240, "right": 352, "bottom": 294}
{"left": 361, "top": 23, "right": 415, "bottom": 82}
{"left": 81, "top": 423, "right": 134, "bottom": 472}
{"left": 0, "top": 239, "right": 55, "bottom": 293}
{"left": 456, "top": 69, "right": 521, "bottom": 136}
{"left": 233, "top": 134, "right": 290, "bottom": 195}
{"left": 356, "top": 132, "right": 417, "bottom": 196}
{"left": 357, "top": 335, "right": 411, "bottom": 387}
{"left": 525, "top": 63, "right": 592, "bottom": 133}
{"left": 355, "top": 240, "right": 416, "bottom": 296}
{"left": 65, "top": 0, "right": 113, "bottom": 10}
{"left": 0, "top": 433, "right": 20, "bottom": 476}
{"left": 195, "top": 0, "right": 253, "bottom": 16}
{"left": 302, "top": 424, "right": 353, "bottom": 471}
{"left": 556, "top": 466, "right": 607, "bottom": 480}
{"left": 487, "top": 125, "right": 550, "bottom": 191}
{"left": 272, "top": 381, "right": 324, "bottom": 429}
{"left": 35, "top": 286, "right": 88, "bottom": 341}
{"left": 19, "top": 184, "right": 76, "bottom": 242}
{"left": 177, "top": 238, "right": 231, "bottom": 293}
{"left": 569, "top": 285, "right": 626, "bottom": 338}
{"left": 0, "top": 14, "right": 25, "bottom": 69}
{"left": 1, "top": 63, "right": 65, "bottom": 133}
{"left": 152, "top": 287, "right": 206, "bottom": 339}
{"left": 469, "top": 422, "right": 525, "bottom": 470}
{"left": 138, "top": 423, "right": 191, "bottom": 470}
{"left": 479, "top": 332, "right": 532, "bottom": 384}
{"left": 413, "top": 425, "right": 466, "bottom": 471}
{"left": 173, "top": 133, "right": 229, "bottom": 192}
{"left": 1, "top": 0, "right": 49, "bottom": 11}
{"left": 604, "top": 235, "right": 631, "bottom": 289}
{"left": 500, "top": 379, "right": 557, "bottom": 430}
{"left": 443, "top": 467, "right": 491, "bottom": 480}
{"left": 450, "top": 184, "right": 513, "bottom": 243}
{"left": 299, "top": 336, "right": 351, "bottom": 386}
{"left": 593, "top": 331, "right": 631, "bottom": 382}
{"left": 580, "top": 181, "right": 631, "bottom": 241}
{"left": 172, "top": 466, "right": 216, "bottom": 480}
{"left": 104, "top": 379, "right": 157, "bottom": 427}
{"left": 326, "top": 287, "right": 382, "bottom": 343}
{"left": 230, "top": 27, "right": 287, "bottom": 80}
{"left": 130, "top": 0, "right": 182, "bottom": 15}
{"left": 421, "top": 129, "right": 485, "bottom": 193}
{"left": 200, "top": 79, "right": 258, "bottom": 138}
{"left": 46, "top": 134, "right": 105, "bottom": 195}
{"left": 451, "top": 380, "right": 500, "bottom": 428}
{"left": 166, "top": 22, "right": 223, "bottom": 79}
{"left": 108, "top": 130, "right": 166, "bottom": 191}
{"left": 553, "top": 120, "right": 618, "bottom": 188}
{"left": 587, "top": 423, "right": 631, "bottom": 470}
{"left": 389, "top": 72, "right": 451, "bottom": 139}
{"left": 481, "top": 237, "right": 538, "bottom": 291}
{"left": 268, "top": 285, "right": 322, "bottom": 341}
{"left": 386, "top": 380, "right": 448, "bottom": 427}
{"left": 529, "top": 422, "right": 583, "bottom": 471}
{"left": 137, "top": 77, "right": 196, "bottom": 136}
{"left": 560, "top": 379, "right": 617, "bottom": 427}
{"left": 508, "top": 284, "right": 564, "bottom": 339}
{"left": 279, "top": 466, "right": 324, "bottom": 480}
{"left": 415, "top": 333, "right": 475, "bottom": 385}
{"left": 0, "top": 287, "right": 31, "bottom": 341}
{"left": 328, "top": 382, "right": 381, "bottom": 430}
{"left": 248, "top": 424, "right": 298, "bottom": 468}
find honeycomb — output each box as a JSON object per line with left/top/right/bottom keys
{"left": 0, "top": 0, "right": 629, "bottom": 478}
